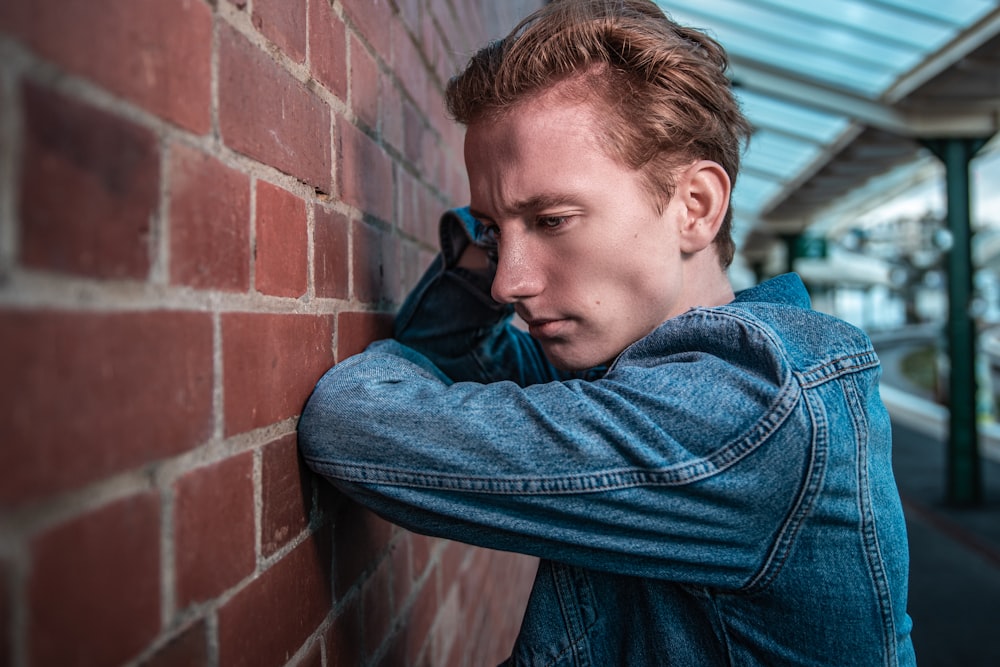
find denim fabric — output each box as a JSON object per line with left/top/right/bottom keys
{"left": 299, "top": 209, "right": 915, "bottom": 666}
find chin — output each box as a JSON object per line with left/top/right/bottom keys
{"left": 542, "top": 347, "right": 607, "bottom": 373}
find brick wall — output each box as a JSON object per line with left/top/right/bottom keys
{"left": 0, "top": 1, "right": 544, "bottom": 665}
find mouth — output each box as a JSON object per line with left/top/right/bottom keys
{"left": 523, "top": 317, "right": 568, "bottom": 339}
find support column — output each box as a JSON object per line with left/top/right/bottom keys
{"left": 922, "top": 137, "right": 990, "bottom": 506}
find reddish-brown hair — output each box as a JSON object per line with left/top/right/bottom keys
{"left": 446, "top": 0, "right": 752, "bottom": 268}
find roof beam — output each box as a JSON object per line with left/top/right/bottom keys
{"left": 731, "top": 55, "right": 1000, "bottom": 138}
{"left": 885, "top": 6, "right": 1000, "bottom": 102}
{"left": 730, "top": 58, "right": 910, "bottom": 134}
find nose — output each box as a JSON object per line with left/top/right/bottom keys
{"left": 490, "top": 232, "right": 544, "bottom": 304}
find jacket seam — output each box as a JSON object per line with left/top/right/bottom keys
{"left": 741, "top": 385, "right": 828, "bottom": 592}
{"left": 304, "top": 376, "right": 801, "bottom": 495}
{"left": 846, "top": 374, "right": 899, "bottom": 666}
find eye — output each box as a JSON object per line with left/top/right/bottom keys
{"left": 479, "top": 222, "right": 500, "bottom": 243}
{"left": 537, "top": 215, "right": 569, "bottom": 231}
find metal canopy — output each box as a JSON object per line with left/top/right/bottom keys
{"left": 656, "top": 0, "right": 1000, "bottom": 263}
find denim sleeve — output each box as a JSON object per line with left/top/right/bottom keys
{"left": 298, "top": 335, "right": 809, "bottom": 588}
{"left": 392, "top": 208, "right": 578, "bottom": 386}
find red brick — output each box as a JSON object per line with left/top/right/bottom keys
{"left": 222, "top": 313, "right": 334, "bottom": 436}
{"left": 169, "top": 144, "right": 251, "bottom": 291}
{"left": 261, "top": 433, "right": 311, "bottom": 557}
{"left": 397, "top": 0, "right": 420, "bottom": 35}
{"left": 351, "top": 37, "right": 379, "bottom": 131}
{"left": 218, "top": 529, "right": 332, "bottom": 667}
{"left": 28, "top": 493, "right": 161, "bottom": 667}
{"left": 393, "top": 24, "right": 430, "bottom": 113}
{"left": 0, "top": 0, "right": 211, "bottom": 133}
{"left": 326, "top": 595, "right": 362, "bottom": 667}
{"left": 336, "top": 117, "right": 394, "bottom": 223}
{"left": 391, "top": 539, "right": 413, "bottom": 611}
{"left": 399, "top": 570, "right": 439, "bottom": 666}
{"left": 362, "top": 557, "right": 393, "bottom": 658}
{"left": 252, "top": 0, "right": 307, "bottom": 63}
{"left": 341, "top": 0, "right": 396, "bottom": 61}
{"left": 296, "top": 640, "right": 324, "bottom": 667}
{"left": 332, "top": 502, "right": 395, "bottom": 598}
{"left": 313, "top": 205, "right": 349, "bottom": 299}
{"left": 140, "top": 621, "right": 209, "bottom": 667}
{"left": 335, "top": 311, "right": 394, "bottom": 362}
{"left": 402, "top": 99, "right": 426, "bottom": 172}
{"left": 19, "top": 83, "right": 158, "bottom": 280}
{"left": 174, "top": 453, "right": 256, "bottom": 607}
{"left": 309, "top": 1, "right": 348, "bottom": 100}
{"left": 0, "top": 310, "right": 213, "bottom": 505}
{"left": 219, "top": 25, "right": 332, "bottom": 191}
{"left": 351, "top": 220, "right": 401, "bottom": 304}
{"left": 0, "top": 560, "right": 9, "bottom": 667}
{"left": 381, "top": 75, "right": 405, "bottom": 153}
{"left": 255, "top": 181, "right": 307, "bottom": 298}
{"left": 410, "top": 534, "right": 437, "bottom": 583}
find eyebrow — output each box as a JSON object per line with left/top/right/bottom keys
{"left": 469, "top": 193, "right": 581, "bottom": 221}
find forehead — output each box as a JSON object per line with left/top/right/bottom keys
{"left": 463, "top": 100, "right": 608, "bottom": 213}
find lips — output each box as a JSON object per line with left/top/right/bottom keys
{"left": 524, "top": 317, "right": 568, "bottom": 339}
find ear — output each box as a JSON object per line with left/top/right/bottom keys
{"left": 675, "top": 160, "right": 731, "bottom": 255}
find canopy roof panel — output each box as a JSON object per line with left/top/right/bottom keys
{"left": 655, "top": 0, "right": 1000, "bottom": 259}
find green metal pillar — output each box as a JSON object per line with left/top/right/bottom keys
{"left": 922, "top": 137, "right": 990, "bottom": 507}
{"left": 780, "top": 233, "right": 801, "bottom": 276}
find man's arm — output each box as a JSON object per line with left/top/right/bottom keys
{"left": 298, "top": 322, "right": 807, "bottom": 588}
{"left": 391, "top": 208, "right": 578, "bottom": 385}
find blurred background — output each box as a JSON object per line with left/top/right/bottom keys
{"left": 660, "top": 1, "right": 1000, "bottom": 664}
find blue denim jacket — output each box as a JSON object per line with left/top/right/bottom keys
{"left": 299, "top": 209, "right": 915, "bottom": 666}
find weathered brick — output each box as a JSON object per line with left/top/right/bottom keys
{"left": 222, "top": 313, "right": 334, "bottom": 436}
{"left": 174, "top": 453, "right": 256, "bottom": 608}
{"left": 397, "top": 0, "right": 421, "bottom": 35}
{"left": 169, "top": 144, "right": 251, "bottom": 291}
{"left": 409, "top": 533, "right": 437, "bottom": 584}
{"left": 332, "top": 501, "right": 396, "bottom": 598}
{"left": 297, "top": 640, "right": 324, "bottom": 667}
{"left": 140, "top": 621, "right": 209, "bottom": 667}
{"left": 400, "top": 568, "right": 439, "bottom": 666}
{"left": 217, "top": 528, "right": 332, "bottom": 667}
{"left": 19, "top": 83, "right": 158, "bottom": 280}
{"left": 313, "top": 205, "right": 350, "bottom": 299}
{"left": 261, "top": 433, "right": 311, "bottom": 557}
{"left": 336, "top": 311, "right": 394, "bottom": 362}
{"left": 253, "top": 0, "right": 307, "bottom": 63}
{"left": 341, "top": 0, "right": 396, "bottom": 62}
{"left": 336, "top": 117, "right": 394, "bottom": 223}
{"left": 0, "top": 310, "right": 213, "bottom": 505}
{"left": 390, "top": 539, "right": 413, "bottom": 612}
{"left": 362, "top": 557, "right": 393, "bottom": 658}
{"left": 351, "top": 36, "right": 379, "bottom": 131}
{"left": 309, "top": 0, "right": 348, "bottom": 100}
{"left": 393, "top": 24, "right": 431, "bottom": 114}
{"left": 28, "top": 493, "right": 161, "bottom": 667}
{"left": 219, "top": 25, "right": 332, "bottom": 191}
{"left": 0, "top": 560, "right": 9, "bottom": 667}
{"left": 381, "top": 75, "right": 405, "bottom": 154}
{"left": 352, "top": 220, "right": 401, "bottom": 304}
{"left": 255, "top": 181, "right": 307, "bottom": 298}
{"left": 325, "top": 595, "right": 362, "bottom": 667}
{"left": 402, "top": 100, "right": 427, "bottom": 175}
{"left": 0, "top": 0, "right": 212, "bottom": 133}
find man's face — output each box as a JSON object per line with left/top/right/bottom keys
{"left": 464, "top": 92, "right": 693, "bottom": 370}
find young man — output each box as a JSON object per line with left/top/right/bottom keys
{"left": 299, "top": 1, "right": 915, "bottom": 664}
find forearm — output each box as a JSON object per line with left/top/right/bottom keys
{"left": 393, "top": 208, "right": 568, "bottom": 385}
{"left": 297, "top": 338, "right": 797, "bottom": 586}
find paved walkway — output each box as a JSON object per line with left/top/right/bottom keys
{"left": 890, "top": 415, "right": 1000, "bottom": 665}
